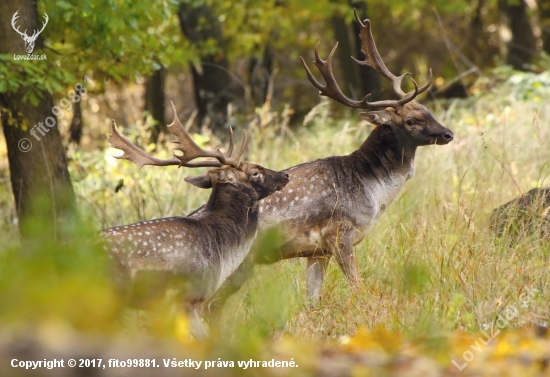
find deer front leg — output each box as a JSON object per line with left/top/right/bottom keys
{"left": 186, "top": 303, "right": 208, "bottom": 340}
{"left": 203, "top": 255, "right": 254, "bottom": 325}
{"left": 305, "top": 255, "right": 331, "bottom": 302}
{"left": 331, "top": 231, "right": 361, "bottom": 290}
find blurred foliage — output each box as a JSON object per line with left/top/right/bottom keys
{"left": 3, "top": 0, "right": 547, "bottom": 111}
{"left": 1, "top": 66, "right": 550, "bottom": 375}
{"left": 7, "top": 68, "right": 548, "bottom": 331}
{"left": 3, "top": 1, "right": 550, "bottom": 374}
{"left": 45, "top": 0, "right": 191, "bottom": 79}
{"left": 0, "top": 209, "right": 119, "bottom": 333}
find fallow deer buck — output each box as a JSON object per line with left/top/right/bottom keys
{"left": 101, "top": 103, "right": 289, "bottom": 338}
{"left": 203, "top": 10, "right": 453, "bottom": 318}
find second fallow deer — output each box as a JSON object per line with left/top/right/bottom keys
{"left": 101, "top": 103, "right": 289, "bottom": 338}
{"left": 204, "top": 10, "right": 453, "bottom": 318}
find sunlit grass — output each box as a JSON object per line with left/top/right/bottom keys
{"left": 0, "top": 71, "right": 549, "bottom": 374}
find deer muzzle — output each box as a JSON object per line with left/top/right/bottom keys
{"left": 275, "top": 173, "right": 290, "bottom": 190}
{"left": 431, "top": 128, "right": 454, "bottom": 145}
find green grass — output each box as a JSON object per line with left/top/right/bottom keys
{"left": 223, "top": 86, "right": 550, "bottom": 340}
{"left": 0, "top": 71, "right": 549, "bottom": 353}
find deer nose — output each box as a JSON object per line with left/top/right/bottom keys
{"left": 443, "top": 131, "right": 453, "bottom": 141}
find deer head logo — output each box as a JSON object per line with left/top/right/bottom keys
{"left": 11, "top": 11, "right": 49, "bottom": 54}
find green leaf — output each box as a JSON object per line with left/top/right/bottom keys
{"left": 63, "top": 11, "right": 74, "bottom": 22}
{"left": 57, "top": 1, "right": 73, "bottom": 9}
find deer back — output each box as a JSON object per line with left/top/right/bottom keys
{"left": 103, "top": 170, "right": 261, "bottom": 298}
{"left": 102, "top": 103, "right": 289, "bottom": 301}
{"left": 256, "top": 13, "right": 454, "bottom": 261}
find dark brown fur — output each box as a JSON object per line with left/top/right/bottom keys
{"left": 202, "top": 101, "right": 453, "bottom": 321}
{"left": 103, "top": 163, "right": 289, "bottom": 339}
{"left": 202, "top": 14, "right": 454, "bottom": 322}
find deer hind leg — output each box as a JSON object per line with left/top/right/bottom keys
{"left": 305, "top": 255, "right": 331, "bottom": 302}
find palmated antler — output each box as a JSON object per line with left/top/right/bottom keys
{"left": 109, "top": 101, "right": 247, "bottom": 169}
{"left": 300, "top": 9, "right": 432, "bottom": 109}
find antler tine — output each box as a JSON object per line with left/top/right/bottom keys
{"left": 352, "top": 9, "right": 408, "bottom": 97}
{"left": 394, "top": 77, "right": 419, "bottom": 106}
{"left": 223, "top": 126, "right": 247, "bottom": 163}
{"left": 167, "top": 102, "right": 246, "bottom": 168}
{"left": 167, "top": 102, "right": 226, "bottom": 168}
{"left": 302, "top": 43, "right": 414, "bottom": 109}
{"left": 352, "top": 8, "right": 431, "bottom": 104}
{"left": 416, "top": 68, "right": 432, "bottom": 95}
{"left": 226, "top": 127, "right": 235, "bottom": 157}
{"left": 109, "top": 103, "right": 247, "bottom": 170}
{"left": 233, "top": 130, "right": 247, "bottom": 160}
{"left": 109, "top": 120, "right": 181, "bottom": 168}
{"left": 300, "top": 42, "right": 329, "bottom": 95}
{"left": 300, "top": 43, "right": 373, "bottom": 109}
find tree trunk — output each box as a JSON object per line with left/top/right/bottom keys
{"left": 499, "top": 0, "right": 537, "bottom": 70}
{"left": 248, "top": 39, "right": 274, "bottom": 107}
{"left": 177, "top": 3, "right": 237, "bottom": 133}
{"left": 467, "top": 0, "right": 485, "bottom": 64}
{"left": 69, "top": 100, "right": 82, "bottom": 144}
{"left": 349, "top": 1, "right": 381, "bottom": 100}
{"left": 538, "top": 0, "right": 550, "bottom": 55}
{"left": 0, "top": 0, "right": 76, "bottom": 239}
{"left": 144, "top": 67, "right": 166, "bottom": 143}
{"left": 331, "top": 12, "right": 360, "bottom": 99}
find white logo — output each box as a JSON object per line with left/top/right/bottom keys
{"left": 11, "top": 10, "right": 49, "bottom": 54}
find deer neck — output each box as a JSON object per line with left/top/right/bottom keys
{"left": 203, "top": 184, "right": 259, "bottom": 238}
{"left": 202, "top": 185, "right": 260, "bottom": 289}
{"left": 355, "top": 124, "right": 417, "bottom": 180}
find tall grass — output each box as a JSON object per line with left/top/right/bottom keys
{"left": 0, "top": 70, "right": 548, "bottom": 354}
{"left": 224, "top": 75, "right": 550, "bottom": 341}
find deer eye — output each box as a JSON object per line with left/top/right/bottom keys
{"left": 252, "top": 171, "right": 260, "bottom": 178}
{"left": 406, "top": 119, "right": 415, "bottom": 126}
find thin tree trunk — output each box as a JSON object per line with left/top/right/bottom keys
{"left": 466, "top": 0, "right": 499, "bottom": 67}
{"left": 249, "top": 36, "right": 275, "bottom": 107}
{"left": 69, "top": 100, "right": 82, "bottom": 144}
{"left": 177, "top": 3, "right": 237, "bottom": 133}
{"left": 331, "top": 12, "right": 360, "bottom": 99}
{"left": 144, "top": 67, "right": 166, "bottom": 143}
{"left": 467, "top": 0, "right": 485, "bottom": 63}
{"left": 499, "top": 0, "right": 537, "bottom": 70}
{"left": 538, "top": 0, "right": 550, "bottom": 55}
{"left": 0, "top": 0, "right": 76, "bottom": 239}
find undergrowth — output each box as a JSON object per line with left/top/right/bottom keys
{"left": 0, "top": 70, "right": 549, "bottom": 352}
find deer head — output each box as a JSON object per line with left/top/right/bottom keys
{"left": 109, "top": 102, "right": 289, "bottom": 201}
{"left": 301, "top": 9, "right": 453, "bottom": 147}
{"left": 199, "top": 13, "right": 455, "bottom": 320}
{"left": 106, "top": 103, "right": 289, "bottom": 339}
{"left": 11, "top": 11, "right": 49, "bottom": 54}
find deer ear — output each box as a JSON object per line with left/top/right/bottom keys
{"left": 184, "top": 175, "right": 212, "bottom": 189}
{"left": 359, "top": 111, "right": 394, "bottom": 126}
